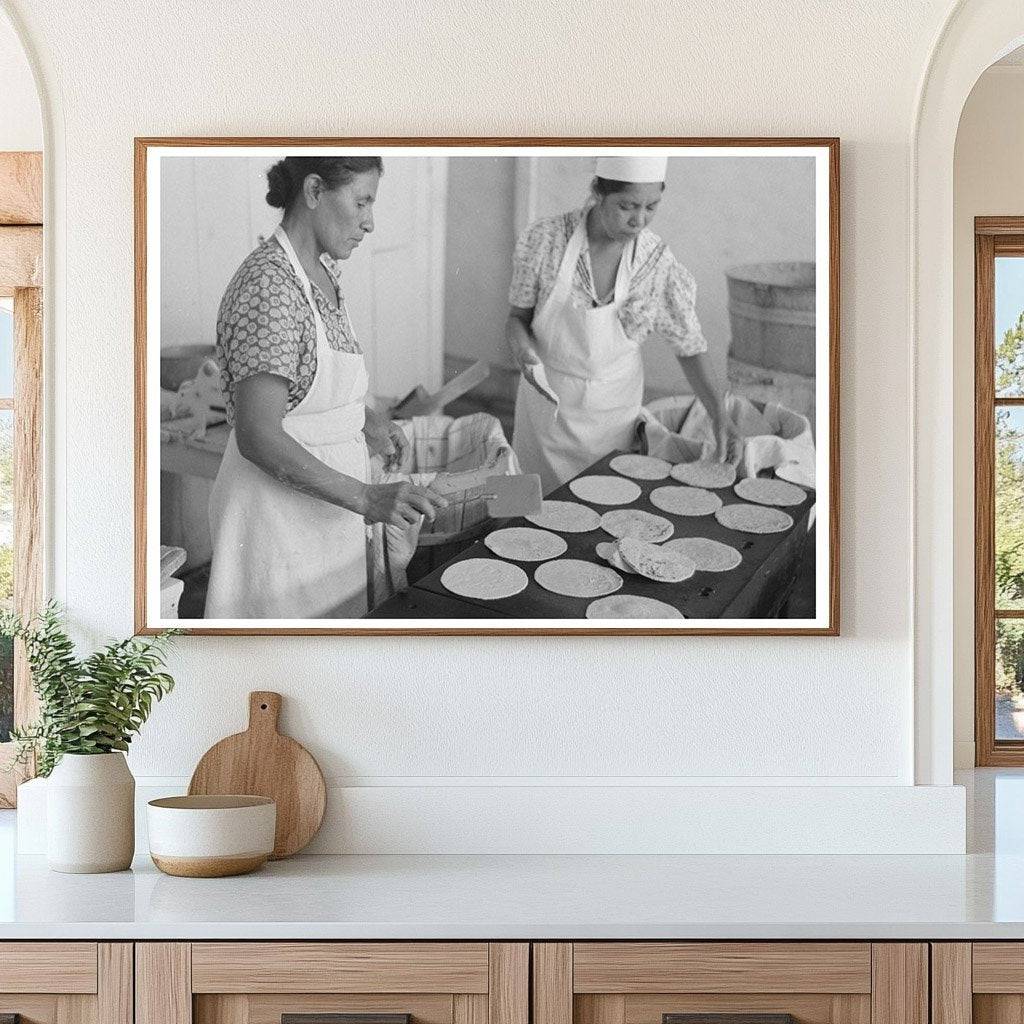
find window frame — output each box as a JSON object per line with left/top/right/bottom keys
{"left": 0, "top": 151, "right": 43, "bottom": 807}
{"left": 975, "top": 217, "right": 1024, "bottom": 765}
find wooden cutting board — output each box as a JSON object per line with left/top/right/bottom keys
{"left": 188, "top": 691, "right": 326, "bottom": 859}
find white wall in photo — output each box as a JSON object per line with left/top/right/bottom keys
{"left": 1, "top": 0, "right": 974, "bottom": 852}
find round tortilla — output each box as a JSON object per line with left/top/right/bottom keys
{"left": 441, "top": 558, "right": 529, "bottom": 600}
{"left": 534, "top": 558, "right": 623, "bottom": 598}
{"left": 670, "top": 460, "right": 737, "bottom": 488}
{"left": 569, "top": 475, "right": 642, "bottom": 505}
{"left": 734, "top": 477, "right": 808, "bottom": 507}
{"left": 586, "top": 595, "right": 685, "bottom": 620}
{"left": 618, "top": 537, "right": 696, "bottom": 583}
{"left": 650, "top": 485, "right": 723, "bottom": 517}
{"left": 484, "top": 527, "right": 567, "bottom": 562}
{"left": 525, "top": 500, "right": 601, "bottom": 533}
{"left": 609, "top": 454, "right": 672, "bottom": 480}
{"left": 600, "top": 508, "right": 675, "bottom": 543}
{"left": 663, "top": 537, "right": 742, "bottom": 572}
{"left": 715, "top": 503, "right": 794, "bottom": 534}
{"left": 595, "top": 540, "right": 638, "bottom": 575}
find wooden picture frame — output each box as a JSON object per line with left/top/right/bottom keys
{"left": 0, "top": 151, "right": 43, "bottom": 807}
{"left": 136, "top": 137, "right": 839, "bottom": 636}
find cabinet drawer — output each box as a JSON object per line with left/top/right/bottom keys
{"left": 572, "top": 943, "right": 872, "bottom": 994}
{"left": 535, "top": 943, "right": 925, "bottom": 1024}
{"left": 191, "top": 943, "right": 490, "bottom": 993}
{"left": 139, "top": 942, "right": 528, "bottom": 1024}
{"left": 0, "top": 942, "right": 98, "bottom": 993}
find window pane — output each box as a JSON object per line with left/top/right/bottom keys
{"left": 0, "top": 409, "right": 11, "bottom": 742}
{"left": 996, "top": 257, "right": 1024, "bottom": 396}
{"left": 996, "top": 407, "right": 1024, "bottom": 608}
{"left": 997, "top": 619, "right": 1024, "bottom": 740}
{"left": 0, "top": 300, "right": 11, "bottom": 399}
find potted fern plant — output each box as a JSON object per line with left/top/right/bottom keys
{"left": 3, "top": 603, "right": 177, "bottom": 873}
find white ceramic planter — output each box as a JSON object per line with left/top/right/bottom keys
{"left": 46, "top": 752, "right": 135, "bottom": 873}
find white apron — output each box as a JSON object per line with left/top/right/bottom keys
{"left": 512, "top": 213, "right": 642, "bottom": 494}
{"left": 205, "top": 225, "right": 371, "bottom": 620}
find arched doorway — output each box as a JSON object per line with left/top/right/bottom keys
{"left": 913, "top": 0, "right": 1024, "bottom": 784}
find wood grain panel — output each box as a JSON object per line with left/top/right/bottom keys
{"left": 454, "top": 994, "right": 488, "bottom": 1024}
{"left": 573, "top": 944, "right": 872, "bottom": 994}
{"left": 0, "top": 226, "right": 41, "bottom": 290}
{"left": 0, "top": 995, "right": 60, "bottom": 1022}
{"left": 623, "top": 993, "right": 836, "bottom": 1024}
{"left": 192, "top": 943, "right": 489, "bottom": 994}
{"left": 534, "top": 944, "right": 572, "bottom": 1024}
{"left": 870, "top": 945, "right": 927, "bottom": 1024}
{"left": 489, "top": 943, "right": 528, "bottom": 1024}
{"left": 832, "top": 995, "right": 872, "bottom": 1024}
{"left": 194, "top": 995, "right": 249, "bottom": 1024}
{"left": 56, "top": 994, "right": 96, "bottom": 1024}
{"left": 232, "top": 993, "right": 454, "bottom": 1024}
{"left": 973, "top": 944, "right": 1024, "bottom": 992}
{"left": 0, "top": 943, "right": 97, "bottom": 993}
{"left": 931, "top": 944, "right": 971, "bottom": 1024}
{"left": 136, "top": 943, "right": 192, "bottom": 1024}
{"left": 0, "top": 152, "right": 42, "bottom": 224}
{"left": 98, "top": 944, "right": 133, "bottom": 1024}
{"left": 975, "top": 995, "right": 1024, "bottom": 1024}
{"left": 576, "top": 995, "right": 625, "bottom": 1024}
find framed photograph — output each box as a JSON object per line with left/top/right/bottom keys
{"left": 136, "top": 137, "right": 838, "bottom": 635}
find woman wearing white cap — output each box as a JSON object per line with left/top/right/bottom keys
{"left": 507, "top": 155, "right": 732, "bottom": 493}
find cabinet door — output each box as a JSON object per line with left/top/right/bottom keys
{"left": 137, "top": 942, "right": 528, "bottom": 1024}
{"left": 937, "top": 942, "right": 1024, "bottom": 1024}
{"left": 535, "top": 943, "right": 927, "bottom": 1024}
{"left": 0, "top": 942, "right": 132, "bottom": 1024}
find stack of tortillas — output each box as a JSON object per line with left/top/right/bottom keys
{"left": 600, "top": 508, "right": 674, "bottom": 543}
{"left": 663, "top": 536, "right": 742, "bottom": 572}
{"left": 617, "top": 537, "right": 696, "bottom": 583}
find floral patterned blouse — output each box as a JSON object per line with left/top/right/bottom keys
{"left": 508, "top": 208, "right": 708, "bottom": 357}
{"left": 215, "top": 236, "right": 360, "bottom": 425}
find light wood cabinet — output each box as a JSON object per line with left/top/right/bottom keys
{"left": 0, "top": 942, "right": 132, "bottom": 1024}
{"left": 930, "top": 942, "right": 1024, "bottom": 1024}
{"left": 533, "top": 943, "right": 928, "bottom": 1024}
{"left": 136, "top": 943, "right": 528, "bottom": 1024}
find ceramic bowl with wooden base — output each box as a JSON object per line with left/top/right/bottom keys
{"left": 147, "top": 795, "right": 276, "bottom": 877}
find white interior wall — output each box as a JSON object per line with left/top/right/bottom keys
{"left": 0, "top": 11, "right": 39, "bottom": 151}
{"left": 952, "top": 65, "right": 1024, "bottom": 767}
{"left": 0, "top": 0, "right": 977, "bottom": 852}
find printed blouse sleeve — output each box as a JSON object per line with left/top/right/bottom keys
{"left": 655, "top": 255, "right": 709, "bottom": 357}
{"left": 508, "top": 221, "right": 546, "bottom": 308}
{"left": 217, "top": 263, "right": 303, "bottom": 388}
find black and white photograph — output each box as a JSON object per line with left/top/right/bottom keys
{"left": 138, "top": 140, "right": 838, "bottom": 634}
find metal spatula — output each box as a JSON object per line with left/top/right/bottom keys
{"left": 448, "top": 474, "right": 543, "bottom": 518}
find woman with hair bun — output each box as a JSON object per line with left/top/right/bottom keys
{"left": 507, "top": 155, "right": 734, "bottom": 493}
{"left": 206, "top": 155, "right": 446, "bottom": 619}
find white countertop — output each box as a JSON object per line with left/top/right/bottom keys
{"left": 0, "top": 848, "right": 1022, "bottom": 940}
{"left": 0, "top": 769, "right": 1021, "bottom": 941}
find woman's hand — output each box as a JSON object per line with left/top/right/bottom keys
{"left": 363, "top": 410, "right": 408, "bottom": 470}
{"left": 358, "top": 481, "right": 448, "bottom": 527}
{"left": 711, "top": 411, "right": 742, "bottom": 463}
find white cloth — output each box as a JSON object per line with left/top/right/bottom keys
{"left": 595, "top": 154, "right": 668, "bottom": 183}
{"left": 205, "top": 224, "right": 371, "bottom": 619}
{"left": 638, "top": 394, "right": 817, "bottom": 488}
{"left": 512, "top": 212, "right": 643, "bottom": 494}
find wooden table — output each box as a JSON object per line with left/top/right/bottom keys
{"left": 369, "top": 452, "right": 815, "bottom": 620}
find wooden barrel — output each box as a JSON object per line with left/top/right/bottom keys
{"left": 725, "top": 261, "right": 815, "bottom": 377}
